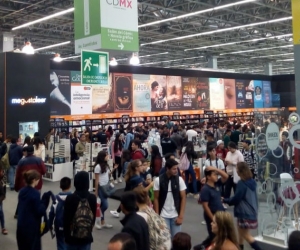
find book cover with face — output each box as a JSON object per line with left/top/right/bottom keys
{"left": 167, "top": 76, "right": 183, "bottom": 111}
{"left": 196, "top": 77, "right": 210, "bottom": 109}
{"left": 150, "top": 75, "right": 167, "bottom": 112}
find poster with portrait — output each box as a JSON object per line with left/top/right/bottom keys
{"left": 182, "top": 77, "right": 197, "bottom": 110}
{"left": 254, "top": 80, "right": 263, "bottom": 108}
{"left": 196, "top": 77, "right": 210, "bottom": 109}
{"left": 263, "top": 81, "right": 272, "bottom": 108}
{"left": 113, "top": 73, "right": 133, "bottom": 112}
{"left": 49, "top": 70, "right": 71, "bottom": 115}
{"left": 92, "top": 74, "right": 114, "bottom": 114}
{"left": 224, "top": 79, "right": 236, "bottom": 109}
{"left": 209, "top": 78, "right": 225, "bottom": 110}
{"left": 235, "top": 80, "right": 246, "bottom": 108}
{"left": 244, "top": 80, "right": 254, "bottom": 108}
{"left": 132, "top": 74, "right": 151, "bottom": 112}
{"left": 150, "top": 75, "right": 168, "bottom": 112}
{"left": 167, "top": 76, "right": 183, "bottom": 111}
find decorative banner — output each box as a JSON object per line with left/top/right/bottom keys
{"left": 113, "top": 73, "right": 133, "bottom": 112}
{"left": 150, "top": 75, "right": 167, "bottom": 112}
{"left": 254, "top": 80, "right": 263, "bottom": 108}
{"left": 209, "top": 78, "right": 225, "bottom": 110}
{"left": 262, "top": 81, "right": 272, "bottom": 108}
{"left": 292, "top": 0, "right": 300, "bottom": 45}
{"left": 167, "top": 76, "right": 183, "bottom": 111}
{"left": 244, "top": 80, "right": 254, "bottom": 108}
{"left": 266, "top": 123, "right": 280, "bottom": 150}
{"left": 224, "top": 79, "right": 236, "bottom": 109}
{"left": 196, "top": 77, "right": 210, "bottom": 109}
{"left": 132, "top": 74, "right": 151, "bottom": 112}
{"left": 81, "top": 50, "right": 109, "bottom": 85}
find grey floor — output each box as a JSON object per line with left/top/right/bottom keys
{"left": 1, "top": 180, "right": 254, "bottom": 250}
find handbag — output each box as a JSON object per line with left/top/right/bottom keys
{"left": 99, "top": 183, "right": 116, "bottom": 198}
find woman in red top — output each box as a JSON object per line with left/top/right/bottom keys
{"left": 105, "top": 126, "right": 113, "bottom": 142}
{"left": 150, "top": 145, "right": 162, "bottom": 177}
{"left": 216, "top": 140, "right": 228, "bottom": 162}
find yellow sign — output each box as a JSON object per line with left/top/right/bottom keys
{"left": 292, "top": 0, "right": 300, "bottom": 45}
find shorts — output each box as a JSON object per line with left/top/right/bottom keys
{"left": 238, "top": 218, "right": 258, "bottom": 229}
{"left": 114, "top": 156, "right": 121, "bottom": 165}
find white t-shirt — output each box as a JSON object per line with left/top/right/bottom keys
{"left": 225, "top": 150, "right": 244, "bottom": 183}
{"left": 94, "top": 164, "right": 110, "bottom": 186}
{"left": 204, "top": 158, "right": 225, "bottom": 170}
{"left": 186, "top": 129, "right": 197, "bottom": 141}
{"left": 153, "top": 176, "right": 186, "bottom": 218}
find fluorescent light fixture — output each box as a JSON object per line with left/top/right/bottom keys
{"left": 109, "top": 58, "right": 118, "bottom": 66}
{"left": 12, "top": 7, "right": 74, "bottom": 31}
{"left": 35, "top": 41, "right": 71, "bottom": 51}
{"left": 62, "top": 55, "right": 81, "bottom": 60}
{"left": 184, "top": 34, "right": 293, "bottom": 51}
{"left": 139, "top": 0, "right": 257, "bottom": 28}
{"left": 250, "top": 53, "right": 294, "bottom": 59}
{"left": 116, "top": 52, "right": 169, "bottom": 62}
{"left": 130, "top": 53, "right": 140, "bottom": 65}
{"left": 141, "top": 16, "right": 292, "bottom": 46}
{"left": 276, "top": 58, "right": 294, "bottom": 62}
{"left": 139, "top": 56, "right": 203, "bottom": 65}
{"left": 220, "top": 44, "right": 293, "bottom": 55}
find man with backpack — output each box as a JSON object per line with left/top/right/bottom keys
{"left": 64, "top": 171, "right": 96, "bottom": 250}
{"left": 49, "top": 177, "right": 72, "bottom": 250}
{"left": 241, "top": 140, "right": 257, "bottom": 178}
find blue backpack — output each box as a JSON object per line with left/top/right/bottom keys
{"left": 54, "top": 196, "right": 65, "bottom": 231}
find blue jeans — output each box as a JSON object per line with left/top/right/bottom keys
{"left": 56, "top": 231, "right": 66, "bottom": 250}
{"left": 66, "top": 244, "right": 91, "bottom": 250}
{"left": 184, "top": 163, "right": 197, "bottom": 194}
{"left": 9, "top": 165, "right": 17, "bottom": 189}
{"left": 163, "top": 217, "right": 181, "bottom": 238}
{"left": 98, "top": 186, "right": 108, "bottom": 221}
{"left": 0, "top": 203, "right": 5, "bottom": 229}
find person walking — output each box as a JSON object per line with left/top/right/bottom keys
{"left": 153, "top": 158, "right": 186, "bottom": 238}
{"left": 0, "top": 163, "right": 7, "bottom": 235}
{"left": 75, "top": 134, "right": 86, "bottom": 159}
{"left": 33, "top": 137, "right": 45, "bottom": 161}
{"left": 111, "top": 133, "right": 123, "bottom": 184}
{"left": 223, "top": 162, "right": 261, "bottom": 250}
{"left": 149, "top": 145, "right": 163, "bottom": 177}
{"left": 8, "top": 137, "right": 23, "bottom": 190}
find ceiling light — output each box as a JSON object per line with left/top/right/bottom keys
{"left": 220, "top": 45, "right": 293, "bottom": 55}
{"left": 277, "top": 59, "right": 294, "bottom": 62}
{"left": 53, "top": 53, "right": 62, "bottom": 62}
{"left": 117, "top": 52, "right": 169, "bottom": 62}
{"left": 12, "top": 7, "right": 74, "bottom": 31}
{"left": 130, "top": 53, "right": 140, "bottom": 65}
{"left": 62, "top": 55, "right": 81, "bottom": 60}
{"left": 109, "top": 58, "right": 118, "bottom": 66}
{"left": 139, "top": 0, "right": 257, "bottom": 28}
{"left": 35, "top": 41, "right": 71, "bottom": 51}
{"left": 184, "top": 34, "right": 293, "bottom": 51}
{"left": 250, "top": 53, "right": 294, "bottom": 59}
{"left": 141, "top": 16, "right": 292, "bottom": 46}
{"left": 21, "top": 42, "right": 34, "bottom": 54}
{"left": 139, "top": 56, "right": 203, "bottom": 65}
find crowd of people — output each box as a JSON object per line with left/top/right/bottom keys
{"left": 0, "top": 114, "right": 299, "bottom": 250}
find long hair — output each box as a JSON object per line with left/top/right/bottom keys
{"left": 107, "top": 126, "right": 113, "bottom": 136}
{"left": 237, "top": 162, "right": 253, "bottom": 180}
{"left": 24, "top": 136, "right": 32, "bottom": 146}
{"left": 124, "top": 160, "right": 141, "bottom": 182}
{"left": 150, "top": 145, "right": 161, "bottom": 169}
{"left": 33, "top": 137, "right": 42, "bottom": 150}
{"left": 121, "top": 149, "right": 131, "bottom": 167}
{"left": 133, "top": 186, "right": 150, "bottom": 205}
{"left": 94, "top": 151, "right": 108, "bottom": 174}
{"left": 213, "top": 211, "right": 239, "bottom": 250}
{"left": 114, "top": 133, "right": 123, "bottom": 153}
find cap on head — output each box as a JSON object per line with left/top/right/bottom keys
{"left": 242, "top": 139, "right": 251, "bottom": 145}
{"left": 217, "top": 140, "right": 223, "bottom": 146}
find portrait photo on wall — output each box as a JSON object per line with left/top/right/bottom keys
{"left": 224, "top": 79, "right": 236, "bottom": 109}
{"left": 196, "top": 77, "right": 210, "bottom": 109}
{"left": 150, "top": 75, "right": 168, "bottom": 111}
{"left": 167, "top": 76, "right": 183, "bottom": 111}
{"left": 113, "top": 73, "right": 133, "bottom": 112}
{"left": 49, "top": 70, "right": 71, "bottom": 115}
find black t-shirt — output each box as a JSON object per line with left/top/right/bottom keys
{"left": 96, "top": 132, "right": 107, "bottom": 145}
{"left": 200, "top": 179, "right": 225, "bottom": 214}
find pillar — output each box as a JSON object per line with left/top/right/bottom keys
{"left": 264, "top": 62, "right": 273, "bottom": 76}
{"left": 292, "top": 0, "right": 300, "bottom": 113}
{"left": 0, "top": 32, "right": 14, "bottom": 52}
{"left": 207, "top": 56, "right": 218, "bottom": 69}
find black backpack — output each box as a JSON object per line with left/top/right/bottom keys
{"left": 70, "top": 197, "right": 94, "bottom": 239}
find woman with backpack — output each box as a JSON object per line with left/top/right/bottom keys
{"left": 134, "top": 186, "right": 171, "bottom": 250}
{"left": 150, "top": 145, "right": 162, "bottom": 177}
{"left": 111, "top": 133, "right": 123, "bottom": 184}
{"left": 181, "top": 142, "right": 198, "bottom": 199}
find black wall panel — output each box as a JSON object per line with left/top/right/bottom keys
{"left": 0, "top": 54, "right": 4, "bottom": 136}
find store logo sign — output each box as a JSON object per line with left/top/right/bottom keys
{"left": 11, "top": 96, "right": 47, "bottom": 105}
{"left": 106, "top": 0, "right": 132, "bottom": 8}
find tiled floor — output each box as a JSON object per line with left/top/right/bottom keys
{"left": 1, "top": 180, "right": 254, "bottom": 250}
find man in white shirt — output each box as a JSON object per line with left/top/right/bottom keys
{"left": 186, "top": 125, "right": 198, "bottom": 142}
{"left": 153, "top": 159, "right": 186, "bottom": 238}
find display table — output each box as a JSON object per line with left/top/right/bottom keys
{"left": 255, "top": 236, "right": 287, "bottom": 250}
{"left": 43, "top": 162, "right": 73, "bottom": 182}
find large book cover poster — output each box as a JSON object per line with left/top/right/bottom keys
{"left": 132, "top": 74, "right": 151, "bottom": 112}
{"left": 167, "top": 76, "right": 183, "bottom": 111}
{"left": 263, "top": 81, "right": 272, "bottom": 108}
{"left": 182, "top": 77, "right": 197, "bottom": 110}
{"left": 70, "top": 71, "right": 92, "bottom": 115}
{"left": 196, "top": 77, "right": 210, "bottom": 109}
{"left": 254, "top": 80, "right": 263, "bottom": 108}
{"left": 209, "top": 78, "right": 225, "bottom": 110}
{"left": 244, "top": 80, "right": 254, "bottom": 108}
{"left": 92, "top": 74, "right": 114, "bottom": 114}
{"left": 235, "top": 80, "right": 246, "bottom": 108}
{"left": 224, "top": 79, "right": 236, "bottom": 109}
{"left": 49, "top": 70, "right": 71, "bottom": 115}
{"left": 150, "top": 75, "right": 168, "bottom": 112}
{"left": 113, "top": 73, "right": 133, "bottom": 112}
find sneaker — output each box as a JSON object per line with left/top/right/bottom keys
{"left": 95, "top": 223, "right": 102, "bottom": 230}
{"left": 1, "top": 228, "right": 8, "bottom": 235}
{"left": 201, "top": 221, "right": 206, "bottom": 225}
{"left": 102, "top": 224, "right": 113, "bottom": 229}
{"left": 223, "top": 204, "right": 228, "bottom": 209}
{"left": 114, "top": 180, "right": 118, "bottom": 184}
{"left": 194, "top": 194, "right": 199, "bottom": 200}
{"left": 110, "top": 210, "right": 120, "bottom": 218}
{"left": 187, "top": 193, "right": 193, "bottom": 197}
{"left": 118, "top": 178, "right": 122, "bottom": 183}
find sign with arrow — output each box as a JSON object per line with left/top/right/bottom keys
{"left": 81, "top": 50, "right": 109, "bottom": 85}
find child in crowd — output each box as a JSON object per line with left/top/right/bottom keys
{"left": 196, "top": 167, "right": 228, "bottom": 249}
{"left": 0, "top": 163, "right": 7, "bottom": 235}
{"left": 49, "top": 177, "right": 72, "bottom": 250}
